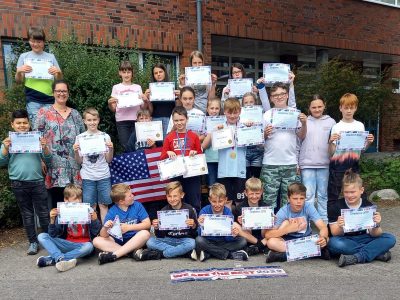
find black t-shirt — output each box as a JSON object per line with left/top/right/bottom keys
{"left": 233, "top": 199, "right": 267, "bottom": 240}
{"left": 152, "top": 101, "right": 176, "bottom": 118}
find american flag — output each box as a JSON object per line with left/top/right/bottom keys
{"left": 110, "top": 147, "right": 168, "bottom": 203}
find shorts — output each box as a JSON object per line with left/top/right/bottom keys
{"left": 217, "top": 177, "right": 246, "bottom": 205}
{"left": 82, "top": 178, "right": 112, "bottom": 206}
{"left": 283, "top": 234, "right": 310, "bottom": 241}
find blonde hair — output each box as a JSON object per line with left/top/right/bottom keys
{"left": 111, "top": 184, "right": 131, "bottom": 203}
{"left": 340, "top": 93, "right": 359, "bottom": 108}
{"left": 342, "top": 169, "right": 363, "bottom": 188}
{"left": 165, "top": 181, "right": 184, "bottom": 195}
{"left": 242, "top": 92, "right": 258, "bottom": 106}
{"left": 83, "top": 107, "right": 99, "bottom": 119}
{"left": 137, "top": 109, "right": 152, "bottom": 119}
{"left": 189, "top": 50, "right": 204, "bottom": 65}
{"left": 224, "top": 98, "right": 241, "bottom": 113}
{"left": 209, "top": 183, "right": 227, "bottom": 198}
{"left": 63, "top": 184, "right": 83, "bottom": 200}
{"left": 245, "top": 177, "right": 263, "bottom": 191}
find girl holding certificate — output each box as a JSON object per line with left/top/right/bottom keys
{"left": 161, "top": 106, "right": 202, "bottom": 212}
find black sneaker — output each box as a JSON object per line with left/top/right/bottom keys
{"left": 245, "top": 245, "right": 260, "bottom": 256}
{"left": 265, "top": 250, "right": 287, "bottom": 263}
{"left": 256, "top": 240, "right": 269, "bottom": 254}
{"left": 338, "top": 254, "right": 358, "bottom": 267}
{"left": 98, "top": 252, "right": 117, "bottom": 265}
{"left": 320, "top": 247, "right": 331, "bottom": 260}
{"left": 134, "top": 249, "right": 162, "bottom": 261}
{"left": 36, "top": 256, "right": 55, "bottom": 268}
{"left": 230, "top": 250, "right": 249, "bottom": 261}
{"left": 375, "top": 251, "right": 391, "bottom": 262}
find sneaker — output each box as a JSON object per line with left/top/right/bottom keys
{"left": 231, "top": 250, "right": 249, "bottom": 261}
{"left": 27, "top": 242, "right": 38, "bottom": 255}
{"left": 245, "top": 245, "right": 260, "bottom": 256}
{"left": 320, "top": 247, "right": 331, "bottom": 260}
{"left": 256, "top": 240, "right": 269, "bottom": 254}
{"left": 338, "top": 254, "right": 358, "bottom": 267}
{"left": 55, "top": 259, "right": 77, "bottom": 272}
{"left": 36, "top": 256, "right": 55, "bottom": 268}
{"left": 199, "top": 250, "right": 210, "bottom": 262}
{"left": 265, "top": 250, "right": 287, "bottom": 263}
{"left": 98, "top": 252, "right": 117, "bottom": 265}
{"left": 189, "top": 249, "right": 197, "bottom": 261}
{"left": 134, "top": 249, "right": 162, "bottom": 261}
{"left": 375, "top": 251, "right": 391, "bottom": 262}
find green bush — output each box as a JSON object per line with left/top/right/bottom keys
{"left": 0, "top": 169, "right": 21, "bottom": 228}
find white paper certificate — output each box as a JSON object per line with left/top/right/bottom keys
{"left": 135, "top": 121, "right": 163, "bottom": 142}
{"left": 183, "top": 154, "right": 208, "bottom": 178}
{"left": 205, "top": 116, "right": 226, "bottom": 133}
{"left": 158, "top": 209, "right": 189, "bottom": 230}
{"left": 212, "top": 127, "right": 235, "bottom": 150}
{"left": 117, "top": 92, "right": 143, "bottom": 108}
{"left": 202, "top": 214, "right": 233, "bottom": 236}
{"left": 270, "top": 108, "right": 300, "bottom": 130}
{"left": 24, "top": 58, "right": 53, "bottom": 80}
{"left": 9, "top": 131, "right": 42, "bottom": 153}
{"left": 78, "top": 133, "right": 107, "bottom": 156}
{"left": 185, "top": 66, "right": 212, "bottom": 86}
{"left": 263, "top": 63, "right": 290, "bottom": 86}
{"left": 242, "top": 206, "right": 274, "bottom": 230}
{"left": 341, "top": 206, "right": 376, "bottom": 233}
{"left": 337, "top": 131, "right": 369, "bottom": 151}
{"left": 157, "top": 156, "right": 187, "bottom": 180}
{"left": 240, "top": 105, "right": 263, "bottom": 124}
{"left": 187, "top": 113, "right": 205, "bottom": 133}
{"left": 285, "top": 234, "right": 321, "bottom": 262}
{"left": 107, "top": 215, "right": 123, "bottom": 240}
{"left": 57, "top": 202, "right": 91, "bottom": 224}
{"left": 150, "top": 82, "right": 175, "bottom": 101}
{"left": 236, "top": 124, "right": 264, "bottom": 147}
{"left": 228, "top": 78, "right": 253, "bottom": 98}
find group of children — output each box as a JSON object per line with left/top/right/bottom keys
{"left": 2, "top": 26, "right": 396, "bottom": 272}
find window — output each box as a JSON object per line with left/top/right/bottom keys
{"left": 392, "top": 78, "right": 400, "bottom": 93}
{"left": 363, "top": 0, "right": 400, "bottom": 8}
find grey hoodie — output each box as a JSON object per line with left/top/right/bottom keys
{"left": 299, "top": 115, "right": 336, "bottom": 169}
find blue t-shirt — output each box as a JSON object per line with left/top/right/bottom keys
{"left": 275, "top": 202, "right": 321, "bottom": 239}
{"left": 198, "top": 204, "right": 235, "bottom": 242}
{"left": 105, "top": 201, "right": 149, "bottom": 241}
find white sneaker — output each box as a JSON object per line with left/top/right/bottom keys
{"left": 190, "top": 249, "right": 197, "bottom": 261}
{"left": 55, "top": 259, "right": 77, "bottom": 272}
{"left": 199, "top": 251, "right": 206, "bottom": 262}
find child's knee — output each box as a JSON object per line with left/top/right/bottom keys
{"left": 37, "top": 232, "right": 50, "bottom": 243}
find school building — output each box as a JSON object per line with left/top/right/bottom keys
{"left": 1, "top": 0, "right": 399, "bottom": 151}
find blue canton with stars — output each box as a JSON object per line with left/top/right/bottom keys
{"left": 110, "top": 150, "right": 150, "bottom": 185}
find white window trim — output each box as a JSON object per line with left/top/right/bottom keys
{"left": 363, "top": 0, "right": 400, "bottom": 8}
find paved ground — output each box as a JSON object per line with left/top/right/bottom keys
{"left": 1, "top": 205, "right": 400, "bottom": 300}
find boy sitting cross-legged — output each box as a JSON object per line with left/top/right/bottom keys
{"left": 93, "top": 183, "right": 151, "bottom": 265}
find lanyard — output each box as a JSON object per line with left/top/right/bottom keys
{"left": 175, "top": 131, "right": 188, "bottom": 157}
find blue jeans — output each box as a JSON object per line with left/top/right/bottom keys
{"left": 27, "top": 102, "right": 51, "bottom": 126}
{"left": 328, "top": 233, "right": 396, "bottom": 263}
{"left": 147, "top": 236, "right": 195, "bottom": 258}
{"left": 301, "top": 168, "right": 329, "bottom": 222}
{"left": 82, "top": 178, "right": 112, "bottom": 206}
{"left": 38, "top": 233, "right": 94, "bottom": 261}
{"left": 206, "top": 162, "right": 218, "bottom": 187}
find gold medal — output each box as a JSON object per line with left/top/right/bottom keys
{"left": 230, "top": 151, "right": 236, "bottom": 159}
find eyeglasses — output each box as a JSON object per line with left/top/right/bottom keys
{"left": 271, "top": 92, "right": 287, "bottom": 99}
{"left": 54, "top": 90, "right": 68, "bottom": 94}
{"left": 232, "top": 70, "right": 242, "bottom": 75}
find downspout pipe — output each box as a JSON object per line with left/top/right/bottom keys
{"left": 196, "top": 0, "right": 203, "bottom": 52}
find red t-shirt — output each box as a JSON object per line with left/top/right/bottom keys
{"left": 160, "top": 130, "right": 202, "bottom": 160}
{"left": 66, "top": 224, "right": 90, "bottom": 243}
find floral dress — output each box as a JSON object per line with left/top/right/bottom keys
{"left": 34, "top": 106, "right": 85, "bottom": 189}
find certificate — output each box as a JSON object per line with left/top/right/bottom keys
{"left": 150, "top": 82, "right": 175, "bottom": 101}
{"left": 270, "top": 108, "right": 300, "bottom": 130}
{"left": 242, "top": 206, "right": 274, "bottom": 230}
{"left": 9, "top": 131, "right": 41, "bottom": 153}
{"left": 57, "top": 202, "right": 91, "bottom": 224}
{"left": 117, "top": 92, "right": 143, "bottom": 108}
{"left": 185, "top": 66, "right": 212, "bottom": 86}
{"left": 211, "top": 127, "right": 235, "bottom": 150}
{"left": 285, "top": 234, "right": 321, "bottom": 262}
{"left": 187, "top": 112, "right": 205, "bottom": 133}
{"left": 236, "top": 124, "right": 264, "bottom": 147}
{"left": 202, "top": 214, "right": 233, "bottom": 236}
{"left": 135, "top": 121, "right": 163, "bottom": 142}
{"left": 158, "top": 209, "right": 189, "bottom": 230}
{"left": 337, "top": 131, "right": 369, "bottom": 151}
{"left": 205, "top": 116, "right": 226, "bottom": 133}
{"left": 107, "top": 215, "right": 123, "bottom": 240}
{"left": 341, "top": 206, "right": 376, "bottom": 233}
{"left": 228, "top": 78, "right": 253, "bottom": 98}
{"left": 24, "top": 58, "right": 53, "bottom": 80}
{"left": 78, "top": 133, "right": 107, "bottom": 156}
{"left": 263, "top": 63, "right": 290, "bottom": 86}
{"left": 183, "top": 154, "right": 208, "bottom": 178}
{"left": 239, "top": 105, "right": 263, "bottom": 124}
{"left": 157, "top": 156, "right": 187, "bottom": 180}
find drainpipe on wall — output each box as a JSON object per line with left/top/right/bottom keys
{"left": 196, "top": 0, "right": 203, "bottom": 52}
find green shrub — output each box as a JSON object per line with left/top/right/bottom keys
{"left": 0, "top": 169, "right": 21, "bottom": 228}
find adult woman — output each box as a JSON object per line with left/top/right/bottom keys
{"left": 35, "top": 80, "right": 85, "bottom": 207}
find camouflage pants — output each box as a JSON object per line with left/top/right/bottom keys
{"left": 260, "top": 164, "right": 297, "bottom": 209}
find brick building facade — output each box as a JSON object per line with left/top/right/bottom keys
{"left": 0, "top": 0, "right": 399, "bottom": 150}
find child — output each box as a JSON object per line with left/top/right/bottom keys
{"left": 15, "top": 27, "right": 62, "bottom": 123}
{"left": 261, "top": 82, "right": 307, "bottom": 210}
{"left": 328, "top": 93, "right": 374, "bottom": 212}
{"left": 233, "top": 177, "right": 268, "bottom": 255}
{"left": 93, "top": 183, "right": 151, "bottom": 265}
{"left": 0, "top": 109, "right": 51, "bottom": 255}
{"left": 126, "top": 109, "right": 160, "bottom": 152}
{"left": 195, "top": 183, "right": 248, "bottom": 261}
{"left": 136, "top": 181, "right": 198, "bottom": 260}
{"left": 299, "top": 95, "right": 336, "bottom": 222}
{"left": 161, "top": 106, "right": 203, "bottom": 212}
{"left": 328, "top": 170, "right": 396, "bottom": 267}
{"left": 36, "top": 184, "right": 101, "bottom": 272}
{"left": 264, "top": 182, "right": 329, "bottom": 263}
{"left": 108, "top": 60, "right": 151, "bottom": 151}
{"left": 73, "top": 108, "right": 114, "bottom": 223}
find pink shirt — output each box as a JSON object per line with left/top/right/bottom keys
{"left": 111, "top": 83, "right": 143, "bottom": 122}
